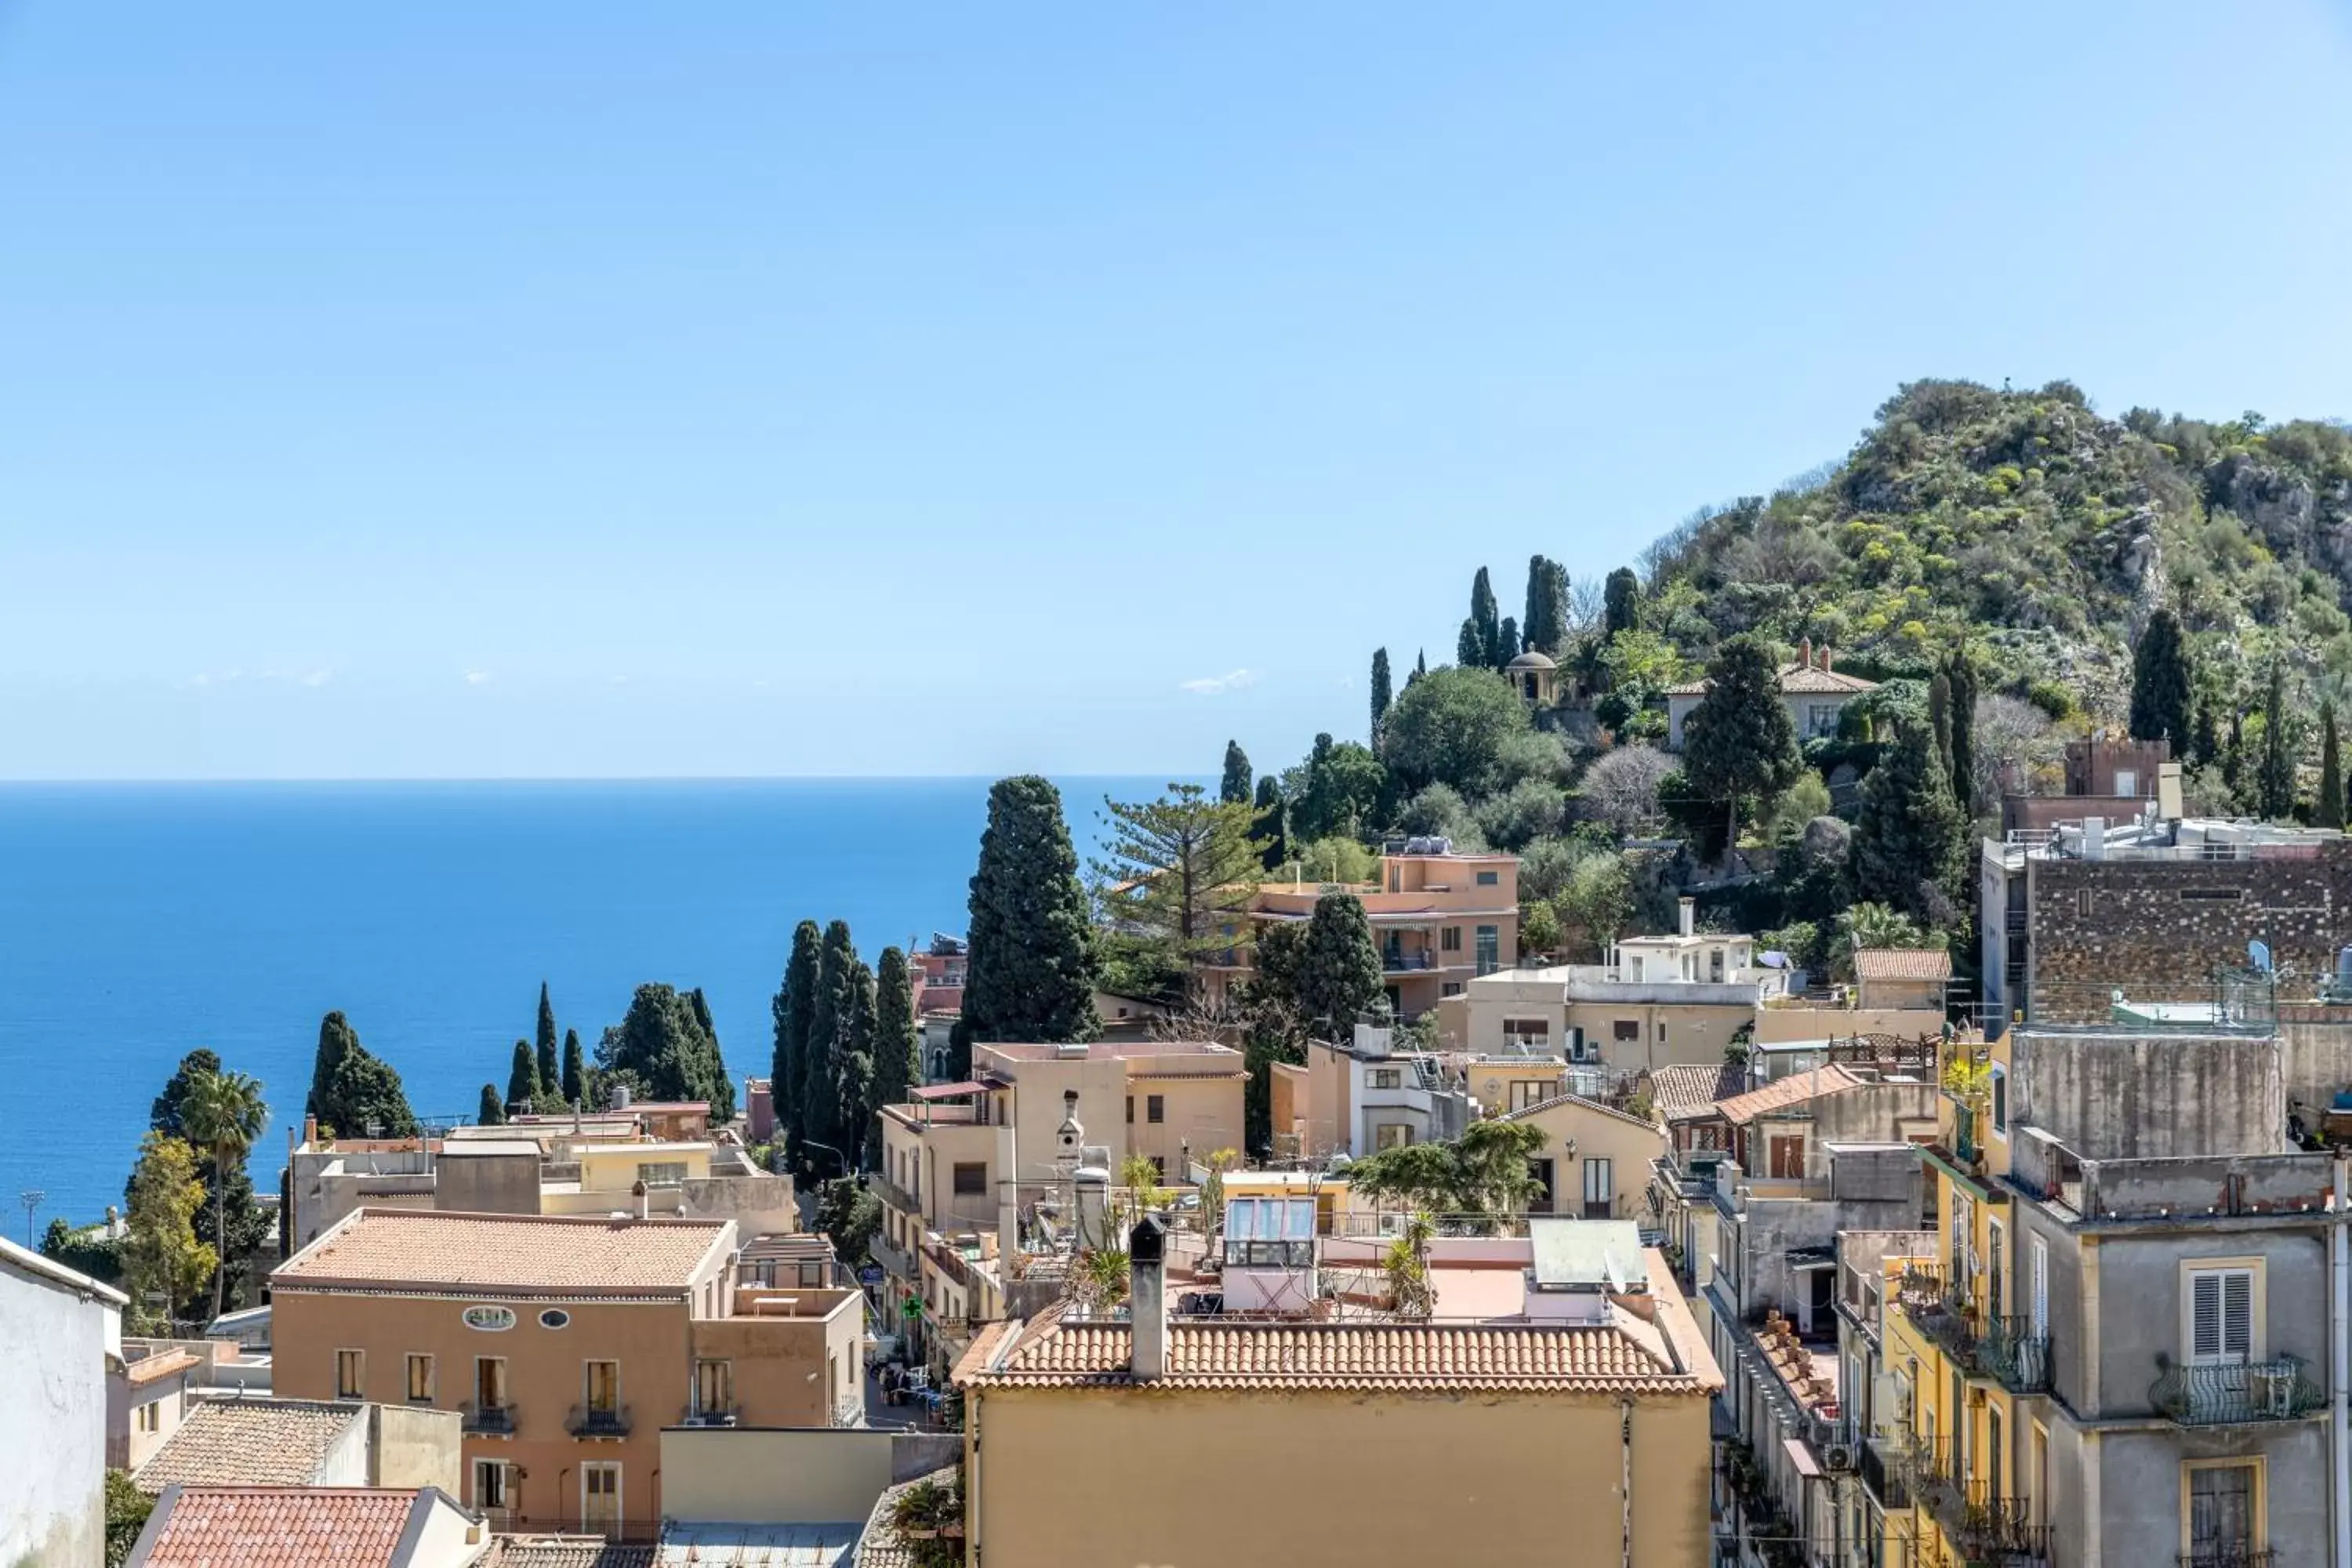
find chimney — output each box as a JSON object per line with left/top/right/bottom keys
{"left": 304, "top": 1114, "right": 318, "bottom": 1148}
{"left": 1129, "top": 1215, "right": 1168, "bottom": 1382}
{"left": 1819, "top": 643, "right": 1832, "bottom": 673}
{"left": 1679, "top": 897, "right": 1696, "bottom": 938}
{"left": 1797, "top": 636, "right": 1813, "bottom": 670}
{"left": 1073, "top": 1164, "right": 1109, "bottom": 1252}
{"left": 632, "top": 1178, "right": 648, "bottom": 1221}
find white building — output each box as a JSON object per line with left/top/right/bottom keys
{"left": 0, "top": 1234, "right": 127, "bottom": 1567}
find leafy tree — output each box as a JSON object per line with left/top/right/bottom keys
{"left": 868, "top": 947, "right": 923, "bottom": 1165}
{"left": 1595, "top": 630, "right": 1684, "bottom": 743}
{"left": 1396, "top": 782, "right": 1485, "bottom": 848}
{"left": 42, "top": 1215, "right": 125, "bottom": 1288}
{"left": 1474, "top": 777, "right": 1565, "bottom": 851}
{"left": 1285, "top": 734, "right": 1390, "bottom": 841}
{"left": 1603, "top": 567, "right": 1639, "bottom": 636}
{"left": 597, "top": 982, "right": 734, "bottom": 1118}
{"left": 477, "top": 1083, "right": 504, "bottom": 1125}
{"left": 507, "top": 1040, "right": 538, "bottom": 1110}
{"left": 306, "top": 1012, "right": 418, "bottom": 1140}
{"left": 561, "top": 1027, "right": 584, "bottom": 1105}
{"left": 957, "top": 775, "right": 1099, "bottom": 1075}
{"left": 1291, "top": 835, "right": 1380, "bottom": 884}
{"left": 1839, "top": 901, "right": 1927, "bottom": 956}
{"left": 1577, "top": 744, "right": 1673, "bottom": 835}
{"left": 1555, "top": 849, "right": 1634, "bottom": 960}
{"left": 813, "top": 1174, "right": 881, "bottom": 1274}
{"left": 1219, "top": 740, "right": 1253, "bottom": 804}
{"left": 121, "top": 1133, "right": 214, "bottom": 1332}
{"left": 146, "top": 1050, "right": 270, "bottom": 1310}
{"left": 535, "top": 982, "right": 560, "bottom": 1094}
{"left": 2259, "top": 659, "right": 2294, "bottom": 820}
{"left": 1369, "top": 648, "right": 1392, "bottom": 743}
{"left": 1524, "top": 555, "right": 1570, "bottom": 656}
{"left": 106, "top": 1468, "right": 154, "bottom": 1568}
{"left": 1471, "top": 566, "right": 1502, "bottom": 667}
{"left": 1777, "top": 815, "right": 1854, "bottom": 924}
{"left": 1297, "top": 893, "right": 1384, "bottom": 1035}
{"left": 1092, "top": 783, "right": 1263, "bottom": 1004}
{"left": 1249, "top": 775, "right": 1290, "bottom": 872}
{"left": 2129, "top": 608, "right": 2193, "bottom": 758}
{"left": 1519, "top": 900, "right": 1562, "bottom": 957}
{"left": 1849, "top": 720, "right": 1969, "bottom": 924}
{"left": 772, "top": 920, "right": 822, "bottom": 1152}
{"left": 180, "top": 1067, "right": 267, "bottom": 1324}
{"left": 1345, "top": 1120, "right": 1548, "bottom": 1214}
{"left": 1680, "top": 633, "right": 1802, "bottom": 853}
{"left": 2322, "top": 701, "right": 2346, "bottom": 831}
{"left": 1766, "top": 772, "right": 1835, "bottom": 844}
{"left": 1378, "top": 665, "right": 1531, "bottom": 799}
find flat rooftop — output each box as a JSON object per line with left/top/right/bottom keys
{"left": 274, "top": 1208, "right": 731, "bottom": 1297}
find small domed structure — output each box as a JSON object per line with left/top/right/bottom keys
{"left": 1504, "top": 648, "right": 1559, "bottom": 705}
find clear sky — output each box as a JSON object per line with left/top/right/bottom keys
{"left": 5, "top": 3, "right": 2351, "bottom": 781}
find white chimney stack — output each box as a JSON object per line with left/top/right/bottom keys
{"left": 1679, "top": 897, "right": 1696, "bottom": 938}
{"left": 632, "top": 1178, "right": 649, "bottom": 1221}
{"left": 1129, "top": 1215, "right": 1168, "bottom": 1382}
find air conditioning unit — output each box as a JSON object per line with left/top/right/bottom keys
{"left": 1823, "top": 1442, "right": 1857, "bottom": 1473}
{"left": 1377, "top": 1213, "right": 1411, "bottom": 1238}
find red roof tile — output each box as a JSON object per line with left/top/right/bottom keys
{"left": 1715, "top": 1065, "right": 1863, "bottom": 1126}
{"left": 136, "top": 1486, "right": 432, "bottom": 1568}
{"left": 1852, "top": 948, "right": 1955, "bottom": 981}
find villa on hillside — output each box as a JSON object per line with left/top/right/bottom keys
{"left": 1664, "top": 638, "right": 1876, "bottom": 749}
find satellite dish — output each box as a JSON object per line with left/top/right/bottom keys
{"left": 2249, "top": 940, "right": 2273, "bottom": 973}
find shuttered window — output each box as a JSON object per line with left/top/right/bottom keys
{"left": 2189, "top": 1268, "right": 2255, "bottom": 1363}
{"left": 2030, "top": 1236, "right": 2049, "bottom": 1339}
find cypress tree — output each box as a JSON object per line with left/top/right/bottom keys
{"left": 2224, "top": 708, "right": 2246, "bottom": 793}
{"left": 772, "top": 920, "right": 821, "bottom": 1152}
{"left": 2260, "top": 660, "right": 2293, "bottom": 820}
{"left": 1603, "top": 567, "right": 1640, "bottom": 637}
{"left": 477, "top": 1083, "right": 505, "bottom": 1126}
{"left": 1849, "top": 719, "right": 1969, "bottom": 924}
{"left": 1220, "top": 740, "right": 1253, "bottom": 804}
{"left": 1415, "top": 649, "right": 1427, "bottom": 678}
{"left": 1456, "top": 618, "right": 1485, "bottom": 668}
{"left": 1495, "top": 616, "right": 1519, "bottom": 669}
{"left": 1947, "top": 651, "right": 1978, "bottom": 812}
{"left": 561, "top": 1028, "right": 584, "bottom": 1106}
{"left": 1929, "top": 673, "right": 1955, "bottom": 782}
{"left": 807, "top": 922, "right": 856, "bottom": 1165}
{"left": 1523, "top": 555, "right": 1570, "bottom": 656}
{"left": 506, "top": 1040, "right": 537, "bottom": 1111}
{"left": 1470, "top": 567, "right": 1501, "bottom": 668}
{"left": 1370, "top": 648, "right": 1392, "bottom": 743}
{"left": 869, "top": 948, "right": 922, "bottom": 1165}
{"left": 307, "top": 1011, "right": 418, "bottom": 1139}
{"left": 2321, "top": 702, "right": 2345, "bottom": 831}
{"left": 1251, "top": 775, "right": 1290, "bottom": 873}
{"left": 956, "top": 775, "right": 1098, "bottom": 1076}
{"left": 1680, "top": 633, "right": 1803, "bottom": 856}
{"left": 534, "top": 982, "right": 560, "bottom": 1094}
{"left": 2129, "top": 608, "right": 2194, "bottom": 758}
{"left": 837, "top": 960, "right": 877, "bottom": 1172}
{"left": 2192, "top": 701, "right": 2220, "bottom": 770}
{"left": 1298, "top": 894, "right": 1385, "bottom": 1036}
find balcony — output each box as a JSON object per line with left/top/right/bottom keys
{"left": 565, "top": 1403, "right": 631, "bottom": 1439}
{"left": 867, "top": 1170, "right": 920, "bottom": 1215}
{"left": 681, "top": 1401, "right": 739, "bottom": 1428}
{"left": 2179, "top": 1551, "right": 2275, "bottom": 1568}
{"left": 1381, "top": 949, "right": 1436, "bottom": 974}
{"left": 2151, "top": 1358, "right": 2324, "bottom": 1426}
{"left": 1859, "top": 1435, "right": 1913, "bottom": 1512}
{"left": 869, "top": 1231, "right": 915, "bottom": 1280}
{"left": 460, "top": 1399, "right": 516, "bottom": 1435}
{"left": 1979, "top": 1316, "right": 2053, "bottom": 1394}
{"left": 1922, "top": 1483, "right": 2052, "bottom": 1566}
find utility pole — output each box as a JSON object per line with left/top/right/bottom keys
{"left": 19, "top": 1190, "right": 43, "bottom": 1250}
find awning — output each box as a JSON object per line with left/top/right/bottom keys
{"left": 914, "top": 1082, "right": 987, "bottom": 1100}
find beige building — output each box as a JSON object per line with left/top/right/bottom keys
{"left": 133, "top": 1396, "right": 462, "bottom": 1497}
{"left": 1210, "top": 843, "right": 1520, "bottom": 1019}
{"left": 272, "top": 1209, "right": 862, "bottom": 1535}
{"left": 1849, "top": 945, "right": 1954, "bottom": 1013}
{"left": 1664, "top": 638, "right": 1878, "bottom": 750}
{"left": 107, "top": 1343, "right": 199, "bottom": 1472}
{"left": 1496, "top": 1090, "right": 1666, "bottom": 1222}
{"left": 955, "top": 1217, "right": 1722, "bottom": 1567}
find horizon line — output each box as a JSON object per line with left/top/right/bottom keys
{"left": 0, "top": 771, "right": 1214, "bottom": 786}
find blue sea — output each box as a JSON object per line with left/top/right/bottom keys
{"left": 0, "top": 779, "right": 1160, "bottom": 1229}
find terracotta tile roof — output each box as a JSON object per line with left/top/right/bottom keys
{"left": 980, "top": 1040, "right": 1239, "bottom": 1061}
{"left": 1715, "top": 1065, "right": 1862, "bottom": 1127}
{"left": 1650, "top": 1062, "right": 1751, "bottom": 1123}
{"left": 132, "top": 1399, "right": 363, "bottom": 1494}
{"left": 954, "top": 1305, "right": 1708, "bottom": 1395}
{"left": 1852, "top": 948, "right": 1955, "bottom": 981}
{"left": 1664, "top": 659, "right": 1879, "bottom": 698}
{"left": 273, "top": 1209, "right": 730, "bottom": 1297}
{"left": 134, "top": 1486, "right": 430, "bottom": 1568}
{"left": 1497, "top": 1091, "right": 1664, "bottom": 1134}
{"left": 481, "top": 1539, "right": 658, "bottom": 1568}
{"left": 124, "top": 1348, "right": 201, "bottom": 1388}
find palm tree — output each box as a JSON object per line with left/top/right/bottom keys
{"left": 180, "top": 1067, "right": 268, "bottom": 1326}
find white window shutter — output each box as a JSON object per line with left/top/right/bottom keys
{"left": 2223, "top": 1272, "right": 2253, "bottom": 1359}
{"left": 2030, "top": 1236, "right": 2048, "bottom": 1338}
{"left": 2192, "top": 1272, "right": 2223, "bottom": 1360}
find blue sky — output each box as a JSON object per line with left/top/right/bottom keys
{"left": 5, "top": 2, "right": 2351, "bottom": 780}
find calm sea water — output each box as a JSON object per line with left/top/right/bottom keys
{"left": 0, "top": 779, "right": 1159, "bottom": 1229}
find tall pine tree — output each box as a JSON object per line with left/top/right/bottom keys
{"left": 1495, "top": 616, "right": 1519, "bottom": 668}
{"left": 1250, "top": 775, "right": 1290, "bottom": 873}
{"left": 1602, "top": 568, "right": 1639, "bottom": 637}
{"left": 534, "top": 982, "right": 560, "bottom": 1094}
{"left": 1680, "top": 633, "right": 1802, "bottom": 856}
{"left": 2129, "top": 608, "right": 2194, "bottom": 759}
{"left": 561, "top": 1028, "right": 584, "bottom": 1106}
{"left": 2259, "top": 659, "right": 2294, "bottom": 820}
{"left": 1370, "top": 648, "right": 1392, "bottom": 744}
{"left": 868, "top": 947, "right": 923, "bottom": 1165}
{"left": 1849, "top": 719, "right": 1969, "bottom": 924}
{"left": 1470, "top": 568, "right": 1501, "bottom": 669}
{"left": 1456, "top": 618, "right": 1486, "bottom": 668}
{"left": 771, "top": 920, "right": 821, "bottom": 1154}
{"left": 1298, "top": 894, "right": 1385, "bottom": 1036}
{"left": 956, "top": 775, "right": 1098, "bottom": 1076}
{"left": 1946, "top": 649, "right": 1978, "bottom": 813}
{"left": 477, "top": 1083, "right": 504, "bottom": 1125}
{"left": 806, "top": 921, "right": 857, "bottom": 1167}
{"left": 307, "top": 1012, "right": 418, "bottom": 1139}
{"left": 1523, "top": 555, "right": 1570, "bottom": 656}
{"left": 1220, "top": 740, "right": 1253, "bottom": 804}
{"left": 506, "top": 1040, "right": 538, "bottom": 1111}
{"left": 837, "top": 959, "right": 877, "bottom": 1173}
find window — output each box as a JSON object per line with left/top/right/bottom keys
{"left": 336, "top": 1349, "right": 365, "bottom": 1399}
{"left": 2186, "top": 1265, "right": 2258, "bottom": 1364}
{"left": 1768, "top": 1136, "right": 1806, "bottom": 1180}
{"left": 695, "top": 1359, "right": 732, "bottom": 1417}
{"left": 1656, "top": 1020, "right": 1668, "bottom": 1044}
{"left": 1501, "top": 1018, "right": 1549, "bottom": 1049}
{"left": 1125, "top": 1096, "right": 1134, "bottom": 1124}
{"left": 137, "top": 1401, "right": 160, "bottom": 1434}
{"left": 2114, "top": 768, "right": 2139, "bottom": 797}
{"left": 1375, "top": 1123, "right": 1412, "bottom": 1151}
{"left": 1582, "top": 1158, "right": 1614, "bottom": 1219}
{"left": 1475, "top": 869, "right": 1500, "bottom": 886}
{"left": 1475, "top": 925, "right": 1499, "bottom": 975}
{"left": 472, "top": 1459, "right": 507, "bottom": 1512}
{"left": 583, "top": 1461, "right": 622, "bottom": 1530}
{"left": 1991, "top": 1066, "right": 2008, "bottom": 1136}
{"left": 406, "top": 1353, "right": 434, "bottom": 1403}
{"left": 1440, "top": 982, "right": 1463, "bottom": 998}
{"left": 1808, "top": 703, "right": 1841, "bottom": 737}
{"left": 1441, "top": 926, "right": 1462, "bottom": 953}
{"left": 1149, "top": 1155, "right": 1167, "bottom": 1180}
{"left": 1146, "top": 1094, "right": 1164, "bottom": 1124}
{"left": 1370, "top": 1068, "right": 1401, "bottom": 1090}
{"left": 584, "top": 1359, "right": 619, "bottom": 1413}
{"left": 637, "top": 1161, "right": 687, "bottom": 1188}
{"left": 2181, "top": 888, "right": 2245, "bottom": 902}
{"left": 1528, "top": 1157, "right": 1557, "bottom": 1210}
{"left": 2076, "top": 888, "right": 2092, "bottom": 917}
{"left": 475, "top": 1356, "right": 508, "bottom": 1414}
{"left": 1613, "top": 1018, "right": 1641, "bottom": 1042}
{"left": 952, "top": 1162, "right": 988, "bottom": 1196}
{"left": 1508, "top": 1080, "right": 1552, "bottom": 1111}
{"left": 2187, "top": 1462, "right": 2259, "bottom": 1563}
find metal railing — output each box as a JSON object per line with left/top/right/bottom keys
{"left": 1942, "top": 1488, "right": 2053, "bottom": 1564}
{"left": 867, "top": 1170, "right": 920, "bottom": 1214}
{"left": 1980, "top": 1315, "right": 2053, "bottom": 1394}
{"left": 2179, "top": 1551, "right": 2275, "bottom": 1568}
{"left": 565, "top": 1403, "right": 630, "bottom": 1438}
{"left": 2152, "top": 1358, "right": 2324, "bottom": 1425}
{"left": 1859, "top": 1435, "right": 1911, "bottom": 1512}
{"left": 1381, "top": 950, "right": 1436, "bottom": 972}
{"left": 680, "top": 1400, "right": 739, "bottom": 1428}
{"left": 459, "top": 1399, "right": 515, "bottom": 1435}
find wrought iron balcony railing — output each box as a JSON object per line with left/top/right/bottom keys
{"left": 2152, "top": 1358, "right": 2323, "bottom": 1425}
{"left": 2179, "top": 1550, "right": 2275, "bottom": 1568}
{"left": 565, "top": 1403, "right": 631, "bottom": 1438}
{"left": 681, "top": 1400, "right": 739, "bottom": 1428}
{"left": 1979, "top": 1315, "right": 2053, "bottom": 1394}
{"left": 459, "top": 1399, "right": 516, "bottom": 1435}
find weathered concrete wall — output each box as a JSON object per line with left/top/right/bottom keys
{"left": 2027, "top": 842, "right": 2352, "bottom": 1020}
{"left": 2013, "top": 1031, "right": 2285, "bottom": 1160}
{"left": 314, "top": 1405, "right": 372, "bottom": 1485}
{"left": 1813, "top": 1083, "right": 1940, "bottom": 1145}
{"left": 2090, "top": 1225, "right": 2328, "bottom": 1421}
{"left": 370, "top": 1402, "right": 461, "bottom": 1493}
{"left": 659, "top": 1427, "right": 896, "bottom": 1523}
{"left": 681, "top": 1173, "right": 798, "bottom": 1236}
{"left": 2276, "top": 1011, "right": 2352, "bottom": 1119}
{"left": 1752, "top": 1007, "right": 1943, "bottom": 1045}
{"left": 0, "top": 1254, "right": 118, "bottom": 1568}
{"left": 433, "top": 1149, "right": 539, "bottom": 1215}
{"left": 2097, "top": 1423, "right": 2328, "bottom": 1568}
